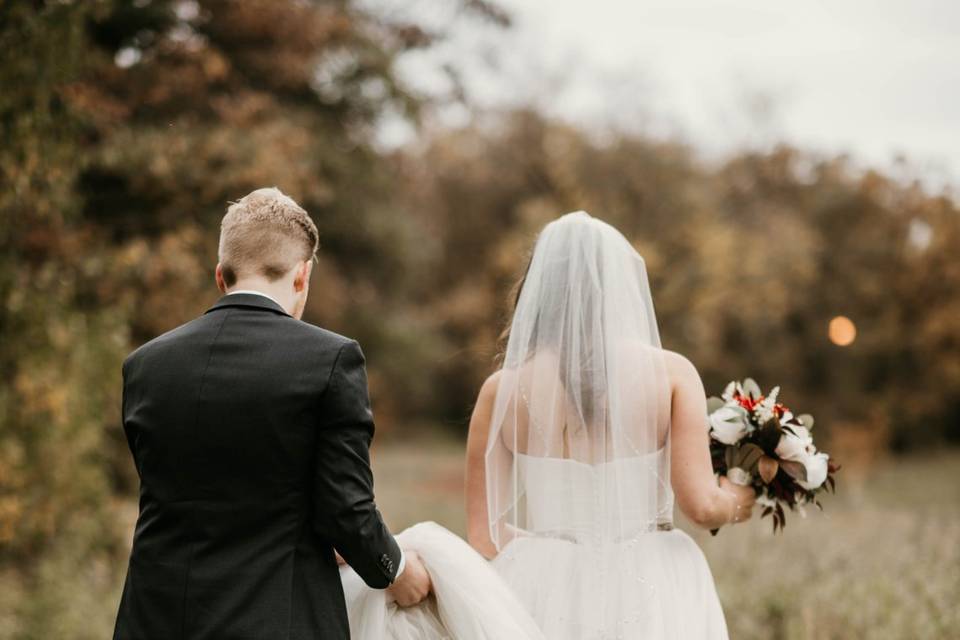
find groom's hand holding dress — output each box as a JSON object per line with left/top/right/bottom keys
{"left": 386, "top": 550, "right": 432, "bottom": 607}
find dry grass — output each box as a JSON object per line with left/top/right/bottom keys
{"left": 372, "top": 439, "right": 960, "bottom": 640}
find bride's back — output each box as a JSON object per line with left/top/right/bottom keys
{"left": 494, "top": 344, "right": 675, "bottom": 544}
{"left": 500, "top": 345, "right": 671, "bottom": 459}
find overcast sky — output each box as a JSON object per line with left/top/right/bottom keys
{"left": 383, "top": 0, "right": 959, "bottom": 191}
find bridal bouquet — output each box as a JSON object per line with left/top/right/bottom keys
{"left": 706, "top": 378, "right": 839, "bottom": 533}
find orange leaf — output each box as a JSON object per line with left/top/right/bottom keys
{"left": 758, "top": 455, "right": 779, "bottom": 484}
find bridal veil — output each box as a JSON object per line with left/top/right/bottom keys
{"left": 485, "top": 211, "right": 675, "bottom": 630}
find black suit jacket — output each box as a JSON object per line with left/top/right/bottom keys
{"left": 113, "top": 293, "right": 402, "bottom": 640}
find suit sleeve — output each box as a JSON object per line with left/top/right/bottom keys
{"left": 121, "top": 355, "right": 141, "bottom": 477}
{"left": 313, "top": 340, "right": 402, "bottom": 589}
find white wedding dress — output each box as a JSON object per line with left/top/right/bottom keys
{"left": 342, "top": 212, "right": 728, "bottom": 639}
{"left": 341, "top": 464, "right": 727, "bottom": 640}
{"left": 490, "top": 448, "right": 728, "bottom": 639}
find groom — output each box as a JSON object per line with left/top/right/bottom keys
{"left": 113, "top": 188, "right": 430, "bottom": 639}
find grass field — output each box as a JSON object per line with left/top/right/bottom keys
{"left": 371, "top": 438, "right": 960, "bottom": 640}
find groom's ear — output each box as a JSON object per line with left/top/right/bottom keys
{"left": 215, "top": 263, "right": 227, "bottom": 293}
{"left": 293, "top": 260, "right": 312, "bottom": 293}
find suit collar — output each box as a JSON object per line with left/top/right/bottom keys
{"left": 205, "top": 292, "right": 292, "bottom": 317}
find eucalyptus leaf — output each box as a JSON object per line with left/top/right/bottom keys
{"left": 736, "top": 443, "right": 765, "bottom": 471}
{"left": 742, "top": 378, "right": 762, "bottom": 399}
{"left": 706, "top": 397, "right": 725, "bottom": 414}
{"left": 797, "top": 414, "right": 815, "bottom": 430}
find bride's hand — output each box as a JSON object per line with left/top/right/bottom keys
{"left": 718, "top": 475, "right": 756, "bottom": 524}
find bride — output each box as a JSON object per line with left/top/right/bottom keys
{"left": 340, "top": 211, "right": 756, "bottom": 639}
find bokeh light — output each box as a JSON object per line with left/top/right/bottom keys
{"left": 828, "top": 315, "right": 857, "bottom": 346}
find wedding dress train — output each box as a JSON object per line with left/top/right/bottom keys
{"left": 340, "top": 521, "right": 545, "bottom": 640}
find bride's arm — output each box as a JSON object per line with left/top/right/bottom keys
{"left": 465, "top": 372, "right": 501, "bottom": 560}
{"left": 667, "top": 352, "right": 753, "bottom": 530}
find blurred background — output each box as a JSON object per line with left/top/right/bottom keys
{"left": 1, "top": 1, "right": 958, "bottom": 638}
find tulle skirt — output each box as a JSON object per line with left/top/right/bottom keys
{"left": 491, "top": 527, "right": 729, "bottom": 640}
{"left": 341, "top": 522, "right": 727, "bottom": 640}
{"left": 340, "top": 522, "right": 545, "bottom": 640}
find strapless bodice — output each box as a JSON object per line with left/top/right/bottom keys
{"left": 515, "top": 447, "right": 674, "bottom": 544}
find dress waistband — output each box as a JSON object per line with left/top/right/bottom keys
{"left": 617, "top": 521, "right": 674, "bottom": 538}
{"left": 530, "top": 521, "right": 675, "bottom": 545}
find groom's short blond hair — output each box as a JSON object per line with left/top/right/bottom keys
{"left": 218, "top": 188, "right": 319, "bottom": 287}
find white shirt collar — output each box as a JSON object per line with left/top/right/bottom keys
{"left": 226, "top": 289, "right": 284, "bottom": 309}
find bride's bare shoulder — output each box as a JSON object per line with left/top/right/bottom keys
{"left": 661, "top": 349, "right": 697, "bottom": 374}
{"left": 659, "top": 349, "right": 704, "bottom": 393}
{"left": 620, "top": 342, "right": 699, "bottom": 380}
{"left": 477, "top": 369, "right": 504, "bottom": 402}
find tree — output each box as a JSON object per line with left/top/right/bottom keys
{"left": 0, "top": 1, "right": 505, "bottom": 636}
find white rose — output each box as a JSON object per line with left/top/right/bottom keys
{"left": 775, "top": 426, "right": 814, "bottom": 462}
{"left": 797, "top": 451, "right": 830, "bottom": 490}
{"left": 709, "top": 406, "right": 748, "bottom": 445}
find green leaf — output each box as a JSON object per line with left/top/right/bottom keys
{"left": 796, "top": 414, "right": 815, "bottom": 430}
{"left": 706, "top": 396, "right": 725, "bottom": 414}
{"left": 742, "top": 378, "right": 762, "bottom": 399}
{"left": 736, "top": 443, "right": 765, "bottom": 471}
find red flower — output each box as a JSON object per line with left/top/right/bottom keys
{"left": 736, "top": 393, "right": 760, "bottom": 411}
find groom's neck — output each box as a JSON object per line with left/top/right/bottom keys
{"left": 224, "top": 278, "right": 295, "bottom": 314}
